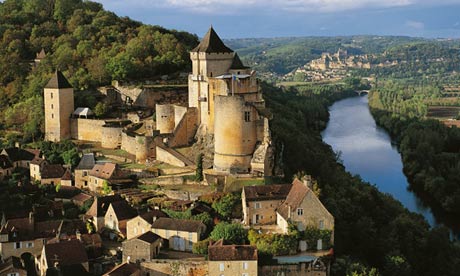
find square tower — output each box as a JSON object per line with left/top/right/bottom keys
{"left": 44, "top": 71, "right": 74, "bottom": 142}
{"left": 188, "top": 27, "right": 235, "bottom": 132}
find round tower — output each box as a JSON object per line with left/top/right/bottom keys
{"left": 156, "top": 104, "right": 175, "bottom": 134}
{"left": 213, "top": 95, "right": 257, "bottom": 173}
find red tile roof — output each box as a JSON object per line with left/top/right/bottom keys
{"left": 243, "top": 184, "right": 292, "bottom": 201}
{"left": 276, "top": 179, "right": 310, "bottom": 220}
{"left": 41, "top": 164, "right": 65, "bottom": 179}
{"left": 104, "top": 262, "right": 140, "bottom": 276}
{"left": 44, "top": 240, "right": 88, "bottom": 267}
{"left": 152, "top": 218, "right": 205, "bottom": 233}
{"left": 86, "top": 195, "right": 123, "bottom": 217}
{"left": 208, "top": 240, "right": 258, "bottom": 261}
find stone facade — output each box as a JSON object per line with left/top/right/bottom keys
{"left": 122, "top": 232, "right": 161, "bottom": 262}
{"left": 276, "top": 179, "right": 334, "bottom": 244}
{"left": 44, "top": 72, "right": 74, "bottom": 142}
{"left": 151, "top": 218, "right": 205, "bottom": 252}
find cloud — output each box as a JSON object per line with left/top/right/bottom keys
{"left": 95, "top": 0, "right": 460, "bottom": 14}
{"left": 406, "top": 20, "right": 425, "bottom": 29}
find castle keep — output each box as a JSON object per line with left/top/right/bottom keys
{"left": 44, "top": 27, "right": 272, "bottom": 176}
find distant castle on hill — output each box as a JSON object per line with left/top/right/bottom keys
{"left": 43, "top": 27, "right": 273, "bottom": 178}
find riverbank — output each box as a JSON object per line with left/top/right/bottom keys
{"left": 321, "top": 95, "right": 435, "bottom": 226}
{"left": 368, "top": 91, "right": 460, "bottom": 234}
{"left": 263, "top": 82, "right": 460, "bottom": 275}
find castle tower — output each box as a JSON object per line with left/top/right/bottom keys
{"left": 188, "top": 27, "right": 235, "bottom": 132}
{"left": 44, "top": 71, "right": 74, "bottom": 142}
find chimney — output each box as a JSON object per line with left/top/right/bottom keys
{"left": 288, "top": 205, "right": 291, "bottom": 219}
{"left": 76, "top": 229, "right": 81, "bottom": 241}
{"left": 152, "top": 216, "right": 157, "bottom": 223}
{"left": 14, "top": 142, "right": 20, "bottom": 148}
{"left": 29, "top": 212, "right": 34, "bottom": 226}
{"left": 303, "top": 175, "right": 312, "bottom": 189}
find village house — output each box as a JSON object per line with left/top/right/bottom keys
{"left": 40, "top": 164, "right": 65, "bottom": 186}
{"left": 122, "top": 231, "right": 162, "bottom": 263}
{"left": 126, "top": 209, "right": 168, "bottom": 240}
{"left": 74, "top": 153, "right": 96, "bottom": 189}
{"left": 104, "top": 200, "right": 137, "bottom": 237}
{"left": 87, "top": 162, "right": 130, "bottom": 193}
{"left": 60, "top": 168, "right": 73, "bottom": 186}
{"left": 29, "top": 155, "right": 47, "bottom": 182}
{"left": 0, "top": 155, "right": 13, "bottom": 182}
{"left": 85, "top": 195, "right": 124, "bottom": 231}
{"left": 242, "top": 184, "right": 292, "bottom": 226}
{"left": 104, "top": 262, "right": 141, "bottom": 276}
{"left": 151, "top": 218, "right": 206, "bottom": 252}
{"left": 39, "top": 239, "right": 89, "bottom": 276}
{"left": 208, "top": 239, "right": 258, "bottom": 276}
{"left": 71, "top": 192, "right": 93, "bottom": 207}
{"left": 276, "top": 179, "right": 334, "bottom": 247}
{"left": 1, "top": 147, "right": 40, "bottom": 169}
{"left": 0, "top": 212, "right": 61, "bottom": 259}
{"left": 0, "top": 256, "right": 27, "bottom": 276}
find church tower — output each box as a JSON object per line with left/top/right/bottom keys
{"left": 188, "top": 27, "right": 235, "bottom": 132}
{"left": 44, "top": 71, "right": 74, "bottom": 142}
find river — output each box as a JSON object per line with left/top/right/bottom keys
{"left": 321, "top": 95, "right": 436, "bottom": 226}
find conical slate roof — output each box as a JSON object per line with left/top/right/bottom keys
{"left": 230, "top": 53, "right": 249, "bottom": 70}
{"left": 45, "top": 70, "right": 72, "bottom": 89}
{"left": 192, "top": 27, "right": 233, "bottom": 53}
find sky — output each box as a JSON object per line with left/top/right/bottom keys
{"left": 93, "top": 0, "right": 460, "bottom": 39}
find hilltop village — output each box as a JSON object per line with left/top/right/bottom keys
{"left": 0, "top": 28, "right": 334, "bottom": 276}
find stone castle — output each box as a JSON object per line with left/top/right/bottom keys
{"left": 44, "top": 27, "right": 273, "bottom": 177}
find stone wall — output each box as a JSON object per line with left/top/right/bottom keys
{"left": 121, "top": 132, "right": 138, "bottom": 157}
{"left": 168, "top": 107, "right": 199, "bottom": 148}
{"left": 113, "top": 82, "right": 188, "bottom": 108}
{"left": 156, "top": 146, "right": 187, "bottom": 167}
{"left": 70, "top": 118, "right": 105, "bottom": 142}
{"left": 209, "top": 260, "right": 257, "bottom": 276}
{"left": 101, "top": 126, "right": 123, "bottom": 149}
{"left": 156, "top": 104, "right": 175, "bottom": 134}
{"left": 259, "top": 263, "right": 327, "bottom": 276}
{"left": 141, "top": 260, "right": 208, "bottom": 276}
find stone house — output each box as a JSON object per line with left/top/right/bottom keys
{"left": 151, "top": 218, "right": 206, "bottom": 252}
{"left": 0, "top": 155, "right": 13, "bottom": 182}
{"left": 85, "top": 195, "right": 124, "bottom": 232}
{"left": 60, "top": 168, "right": 73, "bottom": 186}
{"left": 276, "top": 179, "right": 334, "bottom": 246}
{"left": 0, "top": 147, "right": 39, "bottom": 169}
{"left": 0, "top": 256, "right": 27, "bottom": 276}
{"left": 104, "top": 200, "right": 137, "bottom": 237}
{"left": 74, "top": 153, "right": 96, "bottom": 189}
{"left": 40, "top": 164, "right": 65, "bottom": 186}
{"left": 104, "top": 262, "right": 141, "bottom": 276}
{"left": 0, "top": 213, "right": 61, "bottom": 259}
{"left": 29, "top": 156, "right": 47, "bottom": 182}
{"left": 208, "top": 239, "right": 258, "bottom": 276}
{"left": 88, "top": 163, "right": 130, "bottom": 193}
{"left": 39, "top": 239, "right": 89, "bottom": 276}
{"left": 242, "top": 184, "right": 292, "bottom": 226}
{"left": 71, "top": 193, "right": 93, "bottom": 207}
{"left": 122, "top": 231, "right": 162, "bottom": 262}
{"left": 126, "top": 209, "right": 168, "bottom": 240}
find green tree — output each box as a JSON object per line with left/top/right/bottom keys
{"left": 94, "top": 102, "right": 107, "bottom": 118}
{"left": 209, "top": 222, "right": 247, "bottom": 245}
{"left": 101, "top": 180, "right": 112, "bottom": 195}
{"left": 212, "top": 193, "right": 240, "bottom": 219}
{"left": 195, "top": 153, "right": 203, "bottom": 181}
